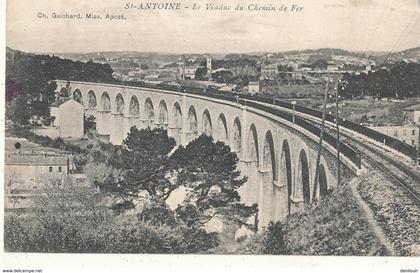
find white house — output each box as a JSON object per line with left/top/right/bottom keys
{"left": 248, "top": 81, "right": 260, "bottom": 95}
{"left": 50, "top": 99, "right": 84, "bottom": 139}
{"left": 368, "top": 124, "right": 419, "bottom": 149}
{"left": 403, "top": 104, "right": 420, "bottom": 125}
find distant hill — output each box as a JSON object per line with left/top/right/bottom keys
{"left": 393, "top": 47, "right": 420, "bottom": 60}
{"left": 282, "top": 48, "right": 357, "bottom": 56}
{"left": 6, "top": 47, "right": 117, "bottom": 83}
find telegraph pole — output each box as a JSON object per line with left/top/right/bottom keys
{"left": 312, "top": 77, "right": 330, "bottom": 201}
{"left": 335, "top": 79, "right": 341, "bottom": 186}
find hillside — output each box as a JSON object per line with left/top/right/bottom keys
{"left": 6, "top": 47, "right": 117, "bottom": 84}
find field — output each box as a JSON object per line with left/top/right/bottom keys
{"left": 262, "top": 83, "right": 327, "bottom": 99}
{"left": 261, "top": 82, "right": 420, "bottom": 126}
{"left": 338, "top": 99, "right": 420, "bottom": 125}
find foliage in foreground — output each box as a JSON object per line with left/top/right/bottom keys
{"left": 4, "top": 184, "right": 219, "bottom": 253}
{"left": 4, "top": 214, "right": 219, "bottom": 253}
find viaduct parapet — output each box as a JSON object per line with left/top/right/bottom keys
{"left": 56, "top": 80, "right": 361, "bottom": 228}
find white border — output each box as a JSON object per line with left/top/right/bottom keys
{"left": 1, "top": 1, "right": 419, "bottom": 272}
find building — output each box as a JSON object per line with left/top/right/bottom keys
{"left": 5, "top": 138, "right": 70, "bottom": 209}
{"left": 5, "top": 138, "right": 71, "bottom": 191}
{"left": 50, "top": 99, "right": 84, "bottom": 139}
{"left": 291, "top": 72, "right": 303, "bottom": 81}
{"left": 248, "top": 81, "right": 260, "bottom": 95}
{"left": 5, "top": 137, "right": 86, "bottom": 210}
{"left": 403, "top": 104, "right": 420, "bottom": 125}
{"left": 183, "top": 66, "right": 199, "bottom": 79}
{"left": 206, "top": 83, "right": 236, "bottom": 92}
{"left": 287, "top": 61, "right": 300, "bottom": 71}
{"left": 260, "top": 64, "right": 279, "bottom": 80}
{"left": 327, "top": 62, "right": 340, "bottom": 71}
{"left": 368, "top": 125, "right": 420, "bottom": 148}
{"left": 5, "top": 152, "right": 70, "bottom": 192}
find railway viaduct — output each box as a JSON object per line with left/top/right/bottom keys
{"left": 55, "top": 80, "right": 362, "bottom": 228}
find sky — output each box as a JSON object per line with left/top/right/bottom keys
{"left": 6, "top": 0, "right": 420, "bottom": 54}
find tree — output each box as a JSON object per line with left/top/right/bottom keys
{"left": 84, "top": 162, "right": 115, "bottom": 189}
{"left": 5, "top": 77, "right": 22, "bottom": 103}
{"left": 10, "top": 94, "right": 30, "bottom": 126}
{"left": 342, "top": 61, "right": 420, "bottom": 99}
{"left": 30, "top": 100, "right": 50, "bottom": 118}
{"left": 140, "top": 63, "right": 149, "bottom": 70}
{"left": 170, "top": 135, "right": 258, "bottom": 228}
{"left": 212, "top": 70, "right": 234, "bottom": 83}
{"left": 44, "top": 80, "right": 58, "bottom": 104}
{"left": 100, "top": 127, "right": 257, "bottom": 229}
{"left": 84, "top": 115, "right": 96, "bottom": 133}
{"left": 311, "top": 59, "right": 328, "bottom": 70}
{"left": 58, "top": 81, "right": 71, "bottom": 100}
{"left": 194, "top": 67, "right": 208, "bottom": 80}
{"left": 100, "top": 127, "right": 177, "bottom": 212}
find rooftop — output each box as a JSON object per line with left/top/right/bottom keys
{"left": 261, "top": 63, "right": 278, "bottom": 69}
{"left": 403, "top": 104, "right": 420, "bottom": 111}
{"left": 212, "top": 68, "right": 231, "bottom": 73}
{"left": 5, "top": 153, "right": 69, "bottom": 165}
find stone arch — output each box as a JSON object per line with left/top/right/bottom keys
{"left": 318, "top": 164, "right": 328, "bottom": 199}
{"left": 202, "top": 109, "right": 212, "bottom": 136}
{"left": 172, "top": 102, "right": 182, "bottom": 129}
{"left": 129, "top": 96, "right": 140, "bottom": 116}
{"left": 232, "top": 117, "right": 241, "bottom": 153}
{"left": 248, "top": 123, "right": 259, "bottom": 166}
{"left": 215, "top": 113, "right": 228, "bottom": 142}
{"left": 296, "top": 149, "right": 311, "bottom": 205}
{"left": 87, "top": 90, "right": 97, "bottom": 109}
{"left": 73, "top": 89, "right": 83, "bottom": 105}
{"left": 144, "top": 98, "right": 154, "bottom": 120}
{"left": 158, "top": 100, "right": 169, "bottom": 125}
{"left": 100, "top": 92, "right": 111, "bottom": 111}
{"left": 280, "top": 140, "right": 293, "bottom": 214}
{"left": 263, "top": 130, "right": 277, "bottom": 181}
{"left": 188, "top": 105, "right": 198, "bottom": 134}
{"left": 115, "top": 93, "right": 124, "bottom": 114}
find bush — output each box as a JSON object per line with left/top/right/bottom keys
{"left": 84, "top": 115, "right": 96, "bottom": 133}
{"left": 4, "top": 184, "right": 220, "bottom": 254}
{"left": 4, "top": 213, "right": 219, "bottom": 253}
{"left": 11, "top": 126, "right": 88, "bottom": 155}
{"left": 261, "top": 221, "right": 288, "bottom": 255}
{"left": 137, "top": 200, "right": 177, "bottom": 226}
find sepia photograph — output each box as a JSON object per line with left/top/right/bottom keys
{"left": 2, "top": 0, "right": 420, "bottom": 271}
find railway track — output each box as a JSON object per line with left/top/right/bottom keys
{"left": 248, "top": 98, "right": 420, "bottom": 255}
{"left": 248, "top": 98, "right": 420, "bottom": 204}
{"left": 344, "top": 137, "right": 420, "bottom": 206}
{"left": 308, "top": 116, "right": 420, "bottom": 206}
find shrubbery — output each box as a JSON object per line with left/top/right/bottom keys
{"left": 239, "top": 185, "right": 380, "bottom": 255}
{"left": 261, "top": 222, "right": 288, "bottom": 255}
{"left": 11, "top": 126, "right": 88, "bottom": 155}
{"left": 4, "top": 184, "right": 219, "bottom": 253}
{"left": 4, "top": 214, "right": 219, "bottom": 253}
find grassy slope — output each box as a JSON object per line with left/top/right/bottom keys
{"left": 236, "top": 183, "right": 382, "bottom": 255}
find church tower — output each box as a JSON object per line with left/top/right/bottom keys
{"left": 206, "top": 57, "right": 212, "bottom": 71}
